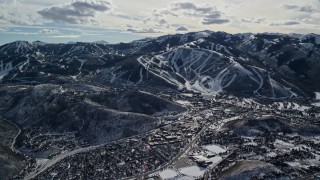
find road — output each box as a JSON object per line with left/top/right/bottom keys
{"left": 1, "top": 117, "right": 22, "bottom": 154}
{"left": 126, "top": 115, "right": 241, "bottom": 180}
{"left": 24, "top": 112, "right": 188, "bottom": 179}
{"left": 22, "top": 99, "right": 240, "bottom": 180}
{"left": 125, "top": 122, "right": 210, "bottom": 180}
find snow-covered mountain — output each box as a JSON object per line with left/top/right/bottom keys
{"left": 137, "top": 47, "right": 299, "bottom": 98}
{"left": 0, "top": 31, "right": 319, "bottom": 97}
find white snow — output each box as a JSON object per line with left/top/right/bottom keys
{"left": 311, "top": 92, "right": 320, "bottom": 107}
{"left": 286, "top": 161, "right": 301, "bottom": 167}
{"left": 244, "top": 142, "right": 258, "bottom": 146}
{"left": 194, "top": 31, "right": 212, "bottom": 39}
{"left": 76, "top": 59, "right": 87, "bottom": 70}
{"left": 175, "top": 176, "right": 194, "bottom": 180}
{"left": 312, "top": 102, "right": 320, "bottom": 107}
{"left": 49, "top": 172, "right": 58, "bottom": 177}
{"left": 182, "top": 93, "right": 193, "bottom": 97}
{"left": 277, "top": 102, "right": 284, "bottom": 110}
{"left": 0, "top": 61, "right": 13, "bottom": 80}
{"left": 159, "top": 169, "right": 178, "bottom": 179}
{"left": 202, "top": 145, "right": 227, "bottom": 154}
{"left": 179, "top": 165, "right": 206, "bottom": 177}
{"left": 138, "top": 68, "right": 144, "bottom": 83}
{"left": 19, "top": 55, "right": 30, "bottom": 71}
{"left": 266, "top": 152, "right": 277, "bottom": 157}
{"left": 35, "top": 158, "right": 49, "bottom": 169}
{"left": 175, "top": 100, "right": 191, "bottom": 105}
{"left": 137, "top": 44, "right": 295, "bottom": 98}
{"left": 295, "top": 105, "right": 310, "bottom": 111}
{"left": 197, "top": 38, "right": 205, "bottom": 43}
{"left": 208, "top": 156, "right": 223, "bottom": 166}
{"left": 274, "top": 139, "right": 294, "bottom": 147}
{"left": 13, "top": 41, "right": 33, "bottom": 53}
{"left": 210, "top": 116, "right": 241, "bottom": 131}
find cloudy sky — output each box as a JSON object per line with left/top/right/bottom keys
{"left": 0, "top": 0, "right": 319, "bottom": 44}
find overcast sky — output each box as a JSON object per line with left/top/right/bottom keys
{"left": 0, "top": 0, "right": 319, "bottom": 44}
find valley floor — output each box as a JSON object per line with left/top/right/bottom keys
{"left": 11, "top": 86, "right": 320, "bottom": 180}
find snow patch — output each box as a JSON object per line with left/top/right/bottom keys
{"left": 208, "top": 156, "right": 223, "bottom": 166}
{"left": 0, "top": 61, "right": 13, "bottom": 80}
{"left": 19, "top": 55, "right": 30, "bottom": 71}
{"left": 179, "top": 165, "right": 206, "bottom": 178}
{"left": 312, "top": 102, "right": 320, "bottom": 107}
{"left": 175, "top": 100, "right": 191, "bottom": 105}
{"left": 266, "top": 152, "right": 277, "bottom": 157}
{"left": 274, "top": 139, "right": 294, "bottom": 147}
{"left": 194, "top": 31, "right": 211, "bottom": 39}
{"left": 159, "top": 169, "right": 178, "bottom": 179}
{"left": 202, "top": 144, "right": 227, "bottom": 154}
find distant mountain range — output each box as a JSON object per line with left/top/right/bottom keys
{"left": 1, "top": 31, "right": 319, "bottom": 98}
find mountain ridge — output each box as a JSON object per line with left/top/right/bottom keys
{"left": 0, "top": 30, "right": 319, "bottom": 98}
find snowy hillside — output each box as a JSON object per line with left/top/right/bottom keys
{"left": 0, "top": 31, "right": 319, "bottom": 97}
{"left": 138, "top": 47, "right": 299, "bottom": 98}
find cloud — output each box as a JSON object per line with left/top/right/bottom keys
{"left": 176, "top": 26, "right": 188, "bottom": 31}
{"left": 202, "top": 13, "right": 230, "bottom": 25}
{"left": 152, "top": 9, "right": 178, "bottom": 17}
{"left": 202, "top": 18, "right": 230, "bottom": 25}
{"left": 124, "top": 24, "right": 133, "bottom": 28}
{"left": 113, "top": 12, "right": 149, "bottom": 23}
{"left": 283, "top": 4, "right": 315, "bottom": 13}
{"left": 156, "top": 19, "right": 170, "bottom": 28}
{"left": 125, "top": 28, "right": 161, "bottom": 33}
{"left": 306, "top": 13, "right": 320, "bottom": 24}
{"left": 0, "top": 28, "right": 7, "bottom": 32}
{"left": 0, "top": 1, "right": 40, "bottom": 25}
{"left": 170, "top": 2, "right": 214, "bottom": 15}
{"left": 11, "top": 32, "right": 39, "bottom": 35}
{"left": 38, "top": 29, "right": 61, "bottom": 35}
{"left": 38, "top": 0, "right": 113, "bottom": 24}
{"left": 4, "top": 31, "right": 39, "bottom": 35}
{"left": 154, "top": 2, "right": 230, "bottom": 25}
{"left": 241, "top": 18, "right": 266, "bottom": 24}
{"left": 49, "top": 34, "right": 81, "bottom": 39}
{"left": 270, "top": 20, "right": 301, "bottom": 26}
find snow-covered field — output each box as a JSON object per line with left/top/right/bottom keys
{"left": 315, "top": 92, "right": 320, "bottom": 100}
{"left": 208, "top": 156, "right": 223, "bottom": 167}
{"left": 158, "top": 169, "right": 179, "bottom": 179}
{"left": 202, "top": 144, "right": 227, "bottom": 154}
{"left": 179, "top": 165, "right": 206, "bottom": 178}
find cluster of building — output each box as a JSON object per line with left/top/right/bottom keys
{"left": 19, "top": 86, "right": 320, "bottom": 179}
{"left": 199, "top": 117, "right": 320, "bottom": 179}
